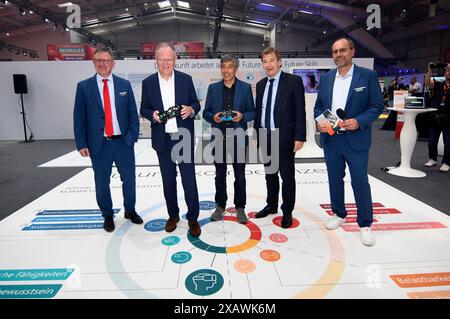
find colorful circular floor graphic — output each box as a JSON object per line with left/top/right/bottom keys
{"left": 105, "top": 190, "right": 346, "bottom": 299}
{"left": 162, "top": 236, "right": 180, "bottom": 246}
{"left": 272, "top": 216, "right": 300, "bottom": 229}
{"left": 144, "top": 219, "right": 166, "bottom": 232}
{"left": 234, "top": 259, "right": 256, "bottom": 273}
{"left": 187, "top": 216, "right": 262, "bottom": 253}
{"left": 199, "top": 201, "right": 216, "bottom": 210}
{"left": 185, "top": 269, "right": 224, "bottom": 296}
{"left": 171, "top": 251, "right": 192, "bottom": 264}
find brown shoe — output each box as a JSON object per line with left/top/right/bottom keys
{"left": 188, "top": 220, "right": 201, "bottom": 237}
{"left": 165, "top": 216, "right": 180, "bottom": 232}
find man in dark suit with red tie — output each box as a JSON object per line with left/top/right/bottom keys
{"left": 73, "top": 48, "right": 143, "bottom": 232}
{"left": 254, "top": 47, "right": 306, "bottom": 228}
{"left": 140, "top": 43, "right": 201, "bottom": 237}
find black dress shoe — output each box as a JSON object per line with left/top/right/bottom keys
{"left": 124, "top": 211, "right": 143, "bottom": 224}
{"left": 255, "top": 206, "right": 278, "bottom": 219}
{"left": 281, "top": 213, "right": 292, "bottom": 229}
{"left": 103, "top": 216, "right": 115, "bottom": 232}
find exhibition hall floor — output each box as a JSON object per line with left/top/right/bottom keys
{"left": 0, "top": 121, "right": 449, "bottom": 299}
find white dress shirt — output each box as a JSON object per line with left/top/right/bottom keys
{"left": 261, "top": 70, "right": 281, "bottom": 130}
{"left": 96, "top": 73, "right": 121, "bottom": 136}
{"left": 409, "top": 82, "right": 422, "bottom": 94}
{"left": 331, "top": 63, "right": 354, "bottom": 115}
{"left": 158, "top": 71, "right": 178, "bottom": 133}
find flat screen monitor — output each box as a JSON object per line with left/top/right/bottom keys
{"left": 292, "top": 68, "right": 330, "bottom": 93}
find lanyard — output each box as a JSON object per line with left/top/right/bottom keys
{"left": 441, "top": 82, "right": 450, "bottom": 105}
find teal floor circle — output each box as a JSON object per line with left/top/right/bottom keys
{"left": 161, "top": 236, "right": 180, "bottom": 246}
{"left": 185, "top": 269, "right": 224, "bottom": 296}
{"left": 171, "top": 251, "right": 192, "bottom": 264}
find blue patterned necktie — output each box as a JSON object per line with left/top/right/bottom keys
{"left": 265, "top": 78, "right": 275, "bottom": 129}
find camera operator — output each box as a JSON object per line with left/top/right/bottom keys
{"left": 424, "top": 63, "right": 450, "bottom": 172}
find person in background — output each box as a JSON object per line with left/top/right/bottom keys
{"left": 408, "top": 76, "right": 422, "bottom": 95}
{"left": 423, "top": 63, "right": 450, "bottom": 172}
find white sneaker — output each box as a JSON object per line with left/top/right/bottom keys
{"left": 424, "top": 159, "right": 438, "bottom": 167}
{"left": 440, "top": 163, "right": 450, "bottom": 172}
{"left": 325, "top": 215, "right": 346, "bottom": 230}
{"left": 360, "top": 227, "right": 376, "bottom": 246}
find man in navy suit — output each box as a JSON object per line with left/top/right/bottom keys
{"left": 140, "top": 43, "right": 201, "bottom": 237}
{"left": 254, "top": 47, "right": 306, "bottom": 229}
{"left": 73, "top": 48, "right": 143, "bottom": 232}
{"left": 203, "top": 55, "right": 256, "bottom": 224}
{"left": 314, "top": 38, "right": 383, "bottom": 246}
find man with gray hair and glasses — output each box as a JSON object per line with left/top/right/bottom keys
{"left": 203, "top": 55, "right": 256, "bottom": 224}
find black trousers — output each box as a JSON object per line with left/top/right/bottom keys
{"left": 428, "top": 124, "right": 450, "bottom": 165}
{"left": 260, "top": 133, "right": 295, "bottom": 214}
{"left": 213, "top": 135, "right": 247, "bottom": 209}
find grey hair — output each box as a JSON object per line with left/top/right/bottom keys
{"left": 220, "top": 54, "right": 239, "bottom": 68}
{"left": 155, "top": 42, "right": 177, "bottom": 59}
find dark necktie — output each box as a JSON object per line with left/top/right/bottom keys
{"left": 265, "top": 79, "right": 275, "bottom": 129}
{"left": 102, "top": 79, "right": 113, "bottom": 138}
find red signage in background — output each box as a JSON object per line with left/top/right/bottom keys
{"left": 445, "top": 47, "right": 450, "bottom": 64}
{"left": 47, "top": 44, "right": 96, "bottom": 61}
{"left": 141, "top": 42, "right": 205, "bottom": 59}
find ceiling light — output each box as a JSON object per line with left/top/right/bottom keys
{"left": 260, "top": 2, "right": 275, "bottom": 7}
{"left": 299, "top": 10, "right": 313, "bottom": 15}
{"left": 58, "top": 2, "right": 74, "bottom": 8}
{"left": 158, "top": 1, "right": 171, "bottom": 8}
{"left": 177, "top": 1, "right": 190, "bottom": 8}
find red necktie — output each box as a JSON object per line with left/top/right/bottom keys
{"left": 102, "top": 79, "right": 113, "bottom": 138}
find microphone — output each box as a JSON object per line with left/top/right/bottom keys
{"left": 336, "top": 108, "right": 346, "bottom": 120}
{"left": 336, "top": 108, "right": 346, "bottom": 131}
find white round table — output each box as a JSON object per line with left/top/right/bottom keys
{"left": 387, "top": 107, "right": 437, "bottom": 178}
{"left": 296, "top": 93, "right": 324, "bottom": 158}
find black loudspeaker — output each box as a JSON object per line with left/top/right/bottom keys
{"left": 13, "top": 74, "right": 28, "bottom": 94}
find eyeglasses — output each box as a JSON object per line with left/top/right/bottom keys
{"left": 157, "top": 58, "right": 175, "bottom": 64}
{"left": 332, "top": 47, "right": 351, "bottom": 55}
{"left": 93, "top": 59, "right": 113, "bottom": 64}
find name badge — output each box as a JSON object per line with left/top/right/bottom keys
{"left": 119, "top": 91, "right": 127, "bottom": 96}
{"left": 354, "top": 86, "right": 366, "bottom": 92}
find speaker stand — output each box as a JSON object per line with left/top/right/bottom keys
{"left": 19, "top": 93, "right": 34, "bottom": 143}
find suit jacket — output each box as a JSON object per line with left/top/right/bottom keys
{"left": 140, "top": 70, "right": 200, "bottom": 153}
{"left": 313, "top": 64, "right": 384, "bottom": 151}
{"left": 73, "top": 74, "right": 139, "bottom": 156}
{"left": 203, "top": 78, "right": 256, "bottom": 131}
{"left": 254, "top": 71, "right": 306, "bottom": 148}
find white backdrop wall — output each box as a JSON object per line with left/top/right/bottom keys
{"left": 0, "top": 58, "right": 373, "bottom": 140}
